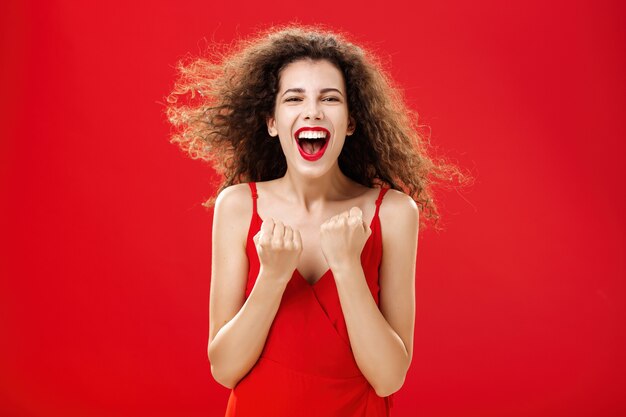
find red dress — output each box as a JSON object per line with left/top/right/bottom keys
{"left": 224, "top": 182, "right": 395, "bottom": 417}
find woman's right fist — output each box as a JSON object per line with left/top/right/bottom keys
{"left": 253, "top": 218, "right": 303, "bottom": 283}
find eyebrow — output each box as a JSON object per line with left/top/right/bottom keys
{"left": 281, "top": 88, "right": 344, "bottom": 97}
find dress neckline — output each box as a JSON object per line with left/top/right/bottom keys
{"left": 254, "top": 212, "right": 378, "bottom": 287}
{"left": 249, "top": 182, "right": 388, "bottom": 287}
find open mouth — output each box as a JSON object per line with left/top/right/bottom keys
{"left": 294, "top": 127, "right": 330, "bottom": 161}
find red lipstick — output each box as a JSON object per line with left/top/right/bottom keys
{"left": 294, "top": 126, "right": 331, "bottom": 162}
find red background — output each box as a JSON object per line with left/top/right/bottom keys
{"left": 1, "top": 1, "right": 624, "bottom": 416}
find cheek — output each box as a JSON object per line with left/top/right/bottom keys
{"left": 275, "top": 111, "right": 298, "bottom": 128}
{"left": 331, "top": 108, "right": 350, "bottom": 125}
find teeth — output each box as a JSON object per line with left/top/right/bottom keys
{"left": 298, "top": 130, "right": 327, "bottom": 140}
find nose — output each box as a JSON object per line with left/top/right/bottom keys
{"left": 304, "top": 100, "right": 323, "bottom": 120}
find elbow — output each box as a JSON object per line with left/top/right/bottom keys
{"left": 374, "top": 374, "right": 405, "bottom": 397}
{"left": 373, "top": 353, "right": 411, "bottom": 397}
{"left": 208, "top": 343, "right": 238, "bottom": 389}
{"left": 373, "top": 362, "right": 409, "bottom": 397}
{"left": 210, "top": 363, "right": 237, "bottom": 389}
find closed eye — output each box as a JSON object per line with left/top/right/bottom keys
{"left": 284, "top": 96, "right": 341, "bottom": 103}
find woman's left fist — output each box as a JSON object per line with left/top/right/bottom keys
{"left": 320, "top": 207, "right": 372, "bottom": 271}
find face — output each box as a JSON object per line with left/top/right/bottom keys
{"left": 267, "top": 59, "right": 355, "bottom": 177}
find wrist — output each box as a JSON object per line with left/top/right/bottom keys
{"left": 258, "top": 267, "right": 292, "bottom": 287}
{"left": 329, "top": 258, "right": 361, "bottom": 277}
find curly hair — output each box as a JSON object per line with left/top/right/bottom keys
{"left": 166, "top": 24, "right": 471, "bottom": 229}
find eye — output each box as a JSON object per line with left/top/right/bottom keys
{"left": 322, "top": 96, "right": 341, "bottom": 102}
{"left": 284, "top": 96, "right": 302, "bottom": 102}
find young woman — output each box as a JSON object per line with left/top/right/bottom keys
{"left": 167, "top": 25, "right": 464, "bottom": 417}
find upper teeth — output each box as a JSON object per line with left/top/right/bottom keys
{"left": 298, "top": 130, "right": 327, "bottom": 139}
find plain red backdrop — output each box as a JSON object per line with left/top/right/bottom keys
{"left": 1, "top": 1, "right": 624, "bottom": 416}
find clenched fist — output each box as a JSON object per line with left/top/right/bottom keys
{"left": 253, "top": 218, "right": 303, "bottom": 283}
{"left": 320, "top": 207, "right": 371, "bottom": 272}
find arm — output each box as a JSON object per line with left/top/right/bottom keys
{"left": 330, "top": 191, "right": 418, "bottom": 397}
{"left": 207, "top": 185, "right": 294, "bottom": 389}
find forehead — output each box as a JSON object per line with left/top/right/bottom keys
{"left": 278, "top": 59, "right": 345, "bottom": 91}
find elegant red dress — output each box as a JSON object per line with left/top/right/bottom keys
{"left": 224, "top": 182, "right": 394, "bottom": 417}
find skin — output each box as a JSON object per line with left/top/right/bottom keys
{"left": 208, "top": 59, "right": 418, "bottom": 397}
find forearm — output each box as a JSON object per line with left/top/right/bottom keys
{"left": 333, "top": 262, "right": 410, "bottom": 397}
{"left": 208, "top": 272, "right": 288, "bottom": 388}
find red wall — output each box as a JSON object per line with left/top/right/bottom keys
{"left": 1, "top": 1, "right": 624, "bottom": 416}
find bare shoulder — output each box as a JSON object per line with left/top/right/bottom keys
{"left": 213, "top": 183, "right": 254, "bottom": 247}
{"left": 215, "top": 183, "right": 253, "bottom": 213}
{"left": 379, "top": 188, "right": 419, "bottom": 230}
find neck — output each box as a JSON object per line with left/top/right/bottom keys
{"left": 277, "top": 163, "right": 354, "bottom": 211}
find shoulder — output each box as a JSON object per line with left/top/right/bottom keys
{"left": 379, "top": 188, "right": 419, "bottom": 236}
{"left": 215, "top": 183, "right": 253, "bottom": 211}
{"left": 213, "top": 183, "right": 252, "bottom": 235}
{"left": 380, "top": 188, "right": 419, "bottom": 219}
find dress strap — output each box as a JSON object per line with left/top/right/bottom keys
{"left": 374, "top": 187, "right": 390, "bottom": 218}
{"left": 248, "top": 182, "right": 258, "bottom": 215}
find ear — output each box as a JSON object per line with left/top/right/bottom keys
{"left": 346, "top": 115, "right": 356, "bottom": 136}
{"left": 266, "top": 116, "right": 278, "bottom": 137}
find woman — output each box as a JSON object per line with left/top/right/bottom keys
{"left": 167, "top": 25, "right": 464, "bottom": 417}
